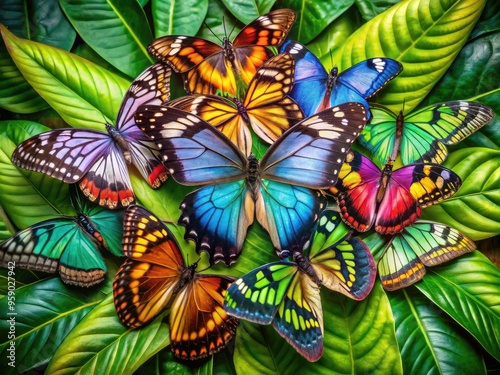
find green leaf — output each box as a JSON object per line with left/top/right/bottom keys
{"left": 46, "top": 295, "right": 170, "bottom": 375}
{"left": 331, "top": 0, "right": 487, "bottom": 113}
{"left": 470, "top": 0, "right": 500, "bottom": 39}
{"left": 234, "top": 283, "right": 402, "bottom": 374}
{"left": 0, "top": 276, "right": 111, "bottom": 374}
{"left": 415, "top": 251, "right": 500, "bottom": 361}
{"left": 220, "top": 0, "right": 275, "bottom": 25}
{"left": 0, "top": 0, "right": 76, "bottom": 50}
{"left": 1, "top": 24, "right": 131, "bottom": 131}
{"left": 197, "top": 0, "right": 240, "bottom": 42}
{"left": 389, "top": 287, "right": 486, "bottom": 374}
{"left": 421, "top": 148, "right": 500, "bottom": 240}
{"left": 284, "top": 0, "right": 354, "bottom": 44}
{"left": 151, "top": 0, "right": 208, "bottom": 37}
{"left": 59, "top": 0, "right": 154, "bottom": 78}
{"left": 354, "top": 0, "right": 400, "bottom": 21}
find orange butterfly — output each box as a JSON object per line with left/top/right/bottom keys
{"left": 113, "top": 205, "right": 238, "bottom": 360}
{"left": 168, "top": 53, "right": 304, "bottom": 156}
{"left": 148, "top": 9, "right": 296, "bottom": 97}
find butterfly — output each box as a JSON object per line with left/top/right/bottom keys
{"left": 0, "top": 185, "right": 124, "bottom": 287}
{"left": 329, "top": 150, "right": 462, "bottom": 234}
{"left": 11, "top": 63, "right": 171, "bottom": 210}
{"left": 279, "top": 40, "right": 402, "bottom": 118}
{"left": 378, "top": 221, "right": 475, "bottom": 291}
{"left": 359, "top": 101, "right": 494, "bottom": 167}
{"left": 136, "top": 103, "right": 367, "bottom": 265}
{"left": 148, "top": 9, "right": 296, "bottom": 97}
{"left": 112, "top": 205, "right": 238, "bottom": 360}
{"left": 224, "top": 209, "right": 376, "bottom": 362}
{"left": 168, "top": 52, "right": 304, "bottom": 156}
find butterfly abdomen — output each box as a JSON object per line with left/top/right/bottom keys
{"left": 76, "top": 214, "right": 107, "bottom": 249}
{"left": 246, "top": 154, "right": 261, "bottom": 198}
{"left": 105, "top": 123, "right": 132, "bottom": 163}
{"left": 293, "top": 252, "right": 322, "bottom": 286}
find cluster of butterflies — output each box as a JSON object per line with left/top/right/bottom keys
{"left": 0, "top": 8, "right": 495, "bottom": 363}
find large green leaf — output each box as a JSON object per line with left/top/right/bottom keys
{"left": 46, "top": 295, "right": 170, "bottom": 375}
{"left": 1, "top": 24, "right": 130, "bottom": 131}
{"left": 354, "top": 0, "right": 400, "bottom": 21}
{"left": 421, "top": 148, "right": 500, "bottom": 240}
{"left": 197, "top": 0, "right": 240, "bottom": 42}
{"left": 220, "top": 0, "right": 275, "bottom": 25}
{"left": 151, "top": 0, "right": 208, "bottom": 37}
{"left": 0, "top": 276, "right": 111, "bottom": 374}
{"left": 59, "top": 0, "right": 154, "bottom": 78}
{"left": 284, "top": 0, "right": 354, "bottom": 44}
{"left": 0, "top": 122, "right": 74, "bottom": 229}
{"left": 389, "top": 287, "right": 486, "bottom": 374}
{"left": 331, "top": 0, "right": 487, "bottom": 113}
{"left": 233, "top": 283, "right": 402, "bottom": 374}
{"left": 415, "top": 251, "right": 500, "bottom": 361}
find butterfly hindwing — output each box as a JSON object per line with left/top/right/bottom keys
{"left": 113, "top": 205, "right": 238, "bottom": 360}
{"left": 378, "top": 221, "right": 476, "bottom": 290}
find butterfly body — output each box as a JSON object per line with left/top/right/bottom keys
{"left": 0, "top": 187, "right": 124, "bottom": 286}
{"left": 113, "top": 205, "right": 238, "bottom": 360}
{"left": 280, "top": 40, "right": 402, "bottom": 118}
{"left": 331, "top": 150, "right": 462, "bottom": 234}
{"left": 224, "top": 209, "right": 376, "bottom": 361}
{"left": 149, "top": 9, "right": 296, "bottom": 97}
{"left": 360, "top": 101, "right": 494, "bottom": 166}
{"left": 137, "top": 104, "right": 367, "bottom": 264}
{"left": 11, "top": 63, "right": 171, "bottom": 209}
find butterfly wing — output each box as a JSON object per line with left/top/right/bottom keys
{"left": 279, "top": 40, "right": 329, "bottom": 117}
{"left": 375, "top": 163, "right": 462, "bottom": 234}
{"left": 306, "top": 210, "right": 376, "bottom": 300}
{"left": 0, "top": 217, "right": 107, "bottom": 287}
{"left": 256, "top": 180, "right": 326, "bottom": 257}
{"left": 260, "top": 103, "right": 367, "bottom": 189}
{"left": 330, "top": 151, "right": 381, "bottom": 232}
{"left": 148, "top": 35, "right": 223, "bottom": 74}
{"left": 169, "top": 274, "right": 238, "bottom": 360}
{"left": 378, "top": 221, "right": 475, "bottom": 290}
{"left": 113, "top": 205, "right": 185, "bottom": 328}
{"left": 136, "top": 106, "right": 248, "bottom": 185}
{"left": 401, "top": 101, "right": 494, "bottom": 164}
{"left": 179, "top": 181, "right": 254, "bottom": 265}
{"left": 117, "top": 63, "right": 171, "bottom": 188}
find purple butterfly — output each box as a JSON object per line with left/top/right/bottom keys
{"left": 11, "top": 63, "right": 171, "bottom": 209}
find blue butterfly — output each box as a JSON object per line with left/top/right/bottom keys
{"left": 279, "top": 40, "right": 402, "bottom": 118}
{"left": 136, "top": 104, "right": 367, "bottom": 265}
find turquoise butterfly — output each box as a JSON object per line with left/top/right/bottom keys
{"left": 378, "top": 221, "right": 476, "bottom": 291}
{"left": 359, "top": 101, "right": 494, "bottom": 167}
{"left": 224, "top": 209, "right": 376, "bottom": 362}
{"left": 0, "top": 186, "right": 123, "bottom": 286}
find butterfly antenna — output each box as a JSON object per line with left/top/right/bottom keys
{"left": 203, "top": 21, "right": 223, "bottom": 43}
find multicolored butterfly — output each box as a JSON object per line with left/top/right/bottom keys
{"left": 11, "top": 63, "right": 171, "bottom": 210}
{"left": 377, "top": 221, "right": 475, "bottom": 291}
{"left": 224, "top": 209, "right": 376, "bottom": 362}
{"left": 169, "top": 53, "right": 303, "bottom": 156}
{"left": 148, "top": 9, "right": 296, "bottom": 97}
{"left": 359, "top": 101, "right": 494, "bottom": 167}
{"left": 113, "top": 205, "right": 238, "bottom": 360}
{"left": 136, "top": 104, "right": 367, "bottom": 265}
{"left": 0, "top": 186, "right": 123, "bottom": 287}
{"left": 330, "top": 150, "right": 462, "bottom": 234}
{"left": 280, "top": 40, "right": 402, "bottom": 118}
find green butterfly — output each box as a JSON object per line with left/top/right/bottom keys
{"left": 360, "top": 101, "right": 494, "bottom": 167}
{"left": 378, "top": 221, "right": 476, "bottom": 291}
{"left": 0, "top": 186, "right": 124, "bottom": 287}
{"left": 224, "top": 209, "right": 376, "bottom": 362}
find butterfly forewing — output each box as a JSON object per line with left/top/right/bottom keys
{"left": 260, "top": 103, "right": 367, "bottom": 189}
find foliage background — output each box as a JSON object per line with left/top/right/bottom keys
{"left": 0, "top": 0, "right": 499, "bottom": 374}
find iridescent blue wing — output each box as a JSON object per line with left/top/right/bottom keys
{"left": 260, "top": 103, "right": 367, "bottom": 189}
{"left": 136, "top": 106, "right": 248, "bottom": 185}
{"left": 257, "top": 180, "right": 326, "bottom": 257}
{"left": 378, "top": 221, "right": 475, "bottom": 291}
{"left": 279, "top": 40, "right": 328, "bottom": 117}
{"left": 179, "top": 180, "right": 254, "bottom": 265}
